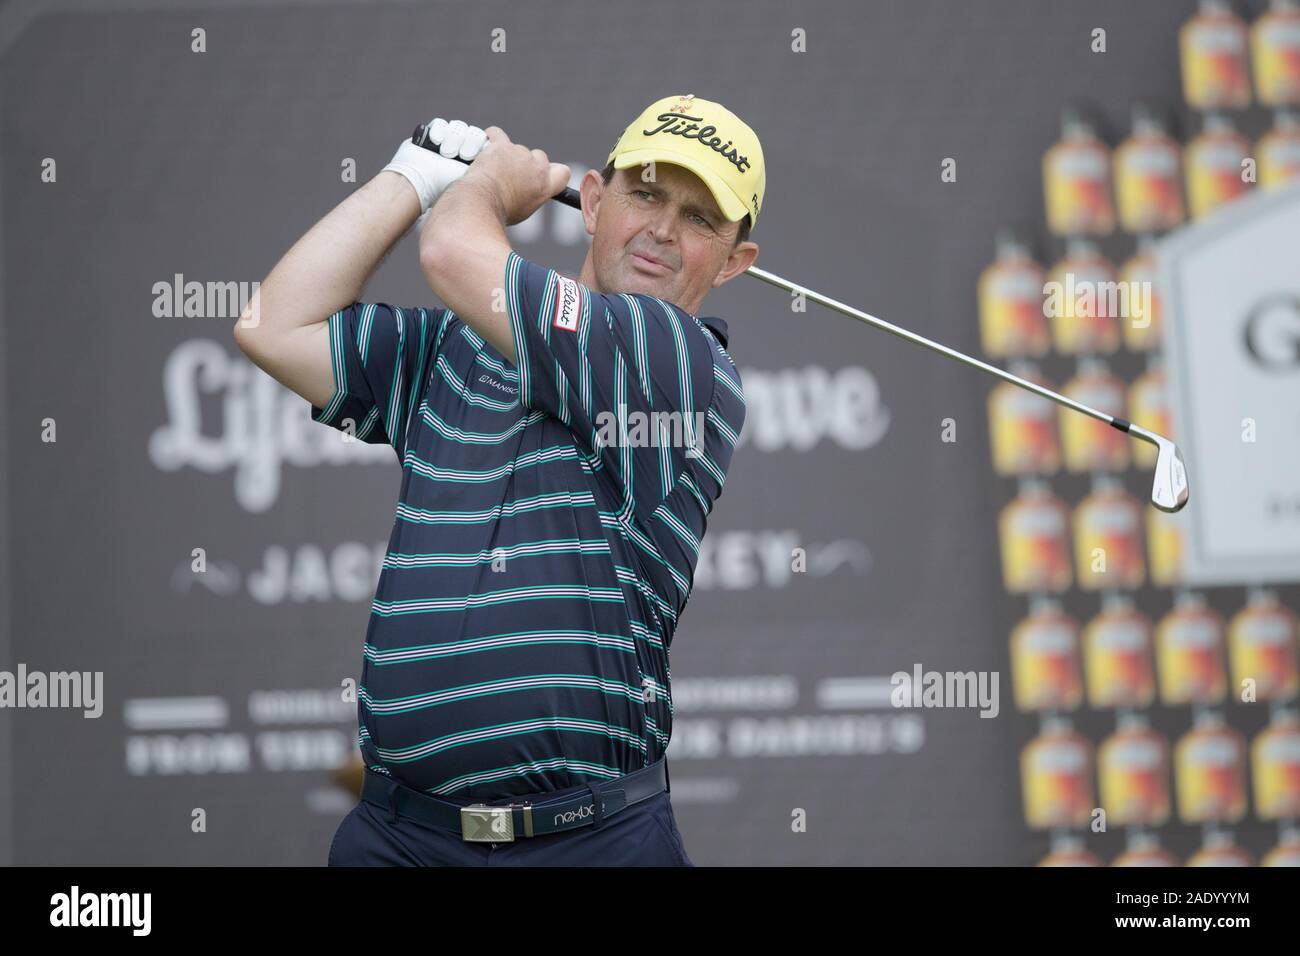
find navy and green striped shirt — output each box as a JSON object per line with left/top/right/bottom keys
{"left": 309, "top": 250, "right": 745, "bottom": 800}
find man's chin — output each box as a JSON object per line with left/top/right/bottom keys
{"left": 623, "top": 269, "right": 671, "bottom": 297}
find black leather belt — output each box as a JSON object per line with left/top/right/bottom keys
{"left": 361, "top": 758, "right": 668, "bottom": 842}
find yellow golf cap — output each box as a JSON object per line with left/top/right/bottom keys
{"left": 606, "top": 93, "right": 765, "bottom": 230}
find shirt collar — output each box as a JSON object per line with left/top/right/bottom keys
{"left": 700, "top": 316, "right": 729, "bottom": 349}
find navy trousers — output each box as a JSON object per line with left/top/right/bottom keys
{"left": 327, "top": 785, "right": 694, "bottom": 867}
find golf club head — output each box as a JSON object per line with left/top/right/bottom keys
{"left": 1141, "top": 430, "right": 1189, "bottom": 513}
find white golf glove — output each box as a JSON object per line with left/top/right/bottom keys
{"left": 384, "top": 118, "right": 488, "bottom": 219}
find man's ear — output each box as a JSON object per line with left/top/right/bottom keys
{"left": 579, "top": 169, "right": 606, "bottom": 237}
{"left": 713, "top": 240, "right": 759, "bottom": 287}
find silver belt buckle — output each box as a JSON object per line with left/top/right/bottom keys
{"left": 460, "top": 804, "right": 515, "bottom": 842}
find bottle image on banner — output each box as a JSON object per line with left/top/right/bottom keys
{"left": 1098, "top": 713, "right": 1172, "bottom": 826}
{"left": 1187, "top": 831, "right": 1254, "bottom": 865}
{"left": 1114, "top": 102, "right": 1186, "bottom": 234}
{"left": 1083, "top": 594, "right": 1156, "bottom": 708}
{"left": 1039, "top": 838, "right": 1103, "bottom": 866}
{"left": 1228, "top": 589, "right": 1300, "bottom": 702}
{"left": 1180, "top": 0, "right": 1252, "bottom": 110}
{"left": 1042, "top": 108, "right": 1115, "bottom": 237}
{"left": 977, "top": 229, "right": 1050, "bottom": 358}
{"left": 1251, "top": 0, "right": 1300, "bottom": 107}
{"left": 1128, "top": 359, "right": 1172, "bottom": 471}
{"left": 1010, "top": 597, "right": 1083, "bottom": 711}
{"left": 1156, "top": 592, "right": 1227, "bottom": 705}
{"left": 998, "top": 480, "right": 1073, "bottom": 594}
{"left": 1045, "top": 240, "right": 1121, "bottom": 355}
{"left": 1113, "top": 833, "right": 1180, "bottom": 866}
{"left": 1258, "top": 109, "right": 1300, "bottom": 187}
{"left": 1185, "top": 112, "right": 1252, "bottom": 219}
{"left": 1251, "top": 710, "right": 1300, "bottom": 818}
{"left": 1059, "top": 358, "right": 1130, "bottom": 473}
{"left": 1118, "top": 241, "right": 1163, "bottom": 351}
{"left": 1021, "top": 717, "right": 1095, "bottom": 829}
{"left": 1174, "top": 710, "right": 1248, "bottom": 823}
{"left": 1262, "top": 833, "right": 1300, "bottom": 865}
{"left": 1073, "top": 476, "right": 1145, "bottom": 592}
{"left": 988, "top": 362, "right": 1061, "bottom": 477}
{"left": 1146, "top": 507, "right": 1185, "bottom": 589}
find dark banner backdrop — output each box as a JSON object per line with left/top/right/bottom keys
{"left": 2, "top": 0, "right": 1290, "bottom": 865}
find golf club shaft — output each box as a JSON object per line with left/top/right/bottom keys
{"left": 419, "top": 128, "right": 1157, "bottom": 452}
{"left": 744, "top": 265, "right": 1153, "bottom": 450}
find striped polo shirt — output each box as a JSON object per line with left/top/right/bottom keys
{"left": 309, "top": 250, "right": 746, "bottom": 800}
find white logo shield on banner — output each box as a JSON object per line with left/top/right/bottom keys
{"left": 1159, "top": 181, "right": 1300, "bottom": 585}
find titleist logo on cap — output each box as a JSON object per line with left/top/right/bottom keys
{"left": 641, "top": 113, "right": 752, "bottom": 175}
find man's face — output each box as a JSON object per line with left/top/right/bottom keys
{"left": 578, "top": 163, "right": 758, "bottom": 315}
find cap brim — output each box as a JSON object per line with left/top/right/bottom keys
{"left": 612, "top": 148, "right": 752, "bottom": 228}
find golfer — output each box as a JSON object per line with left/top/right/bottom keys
{"left": 234, "top": 93, "right": 763, "bottom": 866}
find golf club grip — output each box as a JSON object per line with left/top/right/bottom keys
{"left": 410, "top": 124, "right": 582, "bottom": 209}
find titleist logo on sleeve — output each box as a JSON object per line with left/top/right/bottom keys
{"left": 551, "top": 274, "right": 582, "bottom": 332}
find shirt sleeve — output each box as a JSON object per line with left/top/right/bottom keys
{"left": 309, "top": 302, "right": 445, "bottom": 458}
{"left": 504, "top": 250, "right": 720, "bottom": 521}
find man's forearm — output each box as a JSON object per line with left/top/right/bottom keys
{"left": 417, "top": 175, "right": 518, "bottom": 362}
{"left": 418, "top": 174, "right": 510, "bottom": 265}
{"left": 239, "top": 171, "right": 421, "bottom": 337}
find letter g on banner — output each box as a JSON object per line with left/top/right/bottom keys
{"left": 1242, "top": 293, "right": 1300, "bottom": 372}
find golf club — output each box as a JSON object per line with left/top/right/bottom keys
{"left": 413, "top": 124, "right": 1190, "bottom": 514}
